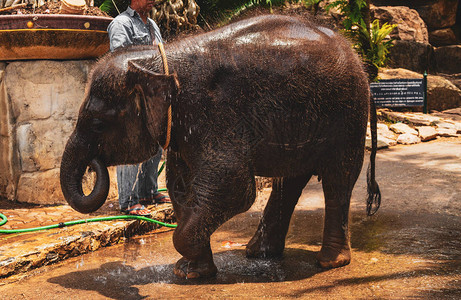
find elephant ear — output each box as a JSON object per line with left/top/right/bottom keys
{"left": 127, "top": 60, "right": 179, "bottom": 141}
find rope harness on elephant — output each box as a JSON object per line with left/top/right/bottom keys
{"left": 158, "top": 42, "right": 173, "bottom": 150}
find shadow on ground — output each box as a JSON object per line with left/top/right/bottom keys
{"left": 47, "top": 247, "right": 322, "bottom": 299}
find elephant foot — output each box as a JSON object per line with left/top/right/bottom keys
{"left": 245, "top": 233, "right": 284, "bottom": 259}
{"left": 173, "top": 257, "right": 218, "bottom": 279}
{"left": 316, "top": 245, "right": 351, "bottom": 269}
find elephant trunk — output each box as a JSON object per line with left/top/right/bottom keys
{"left": 60, "top": 132, "right": 109, "bottom": 214}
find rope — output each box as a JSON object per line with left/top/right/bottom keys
{"left": 157, "top": 42, "right": 172, "bottom": 150}
{"left": 158, "top": 42, "right": 169, "bottom": 75}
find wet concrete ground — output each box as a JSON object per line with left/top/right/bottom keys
{"left": 0, "top": 138, "right": 460, "bottom": 299}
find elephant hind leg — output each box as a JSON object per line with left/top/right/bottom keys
{"left": 317, "top": 153, "right": 363, "bottom": 269}
{"left": 246, "top": 174, "right": 311, "bottom": 258}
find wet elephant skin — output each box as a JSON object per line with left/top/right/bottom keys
{"left": 60, "top": 14, "right": 377, "bottom": 279}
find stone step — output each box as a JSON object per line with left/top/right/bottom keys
{"left": 0, "top": 204, "right": 175, "bottom": 280}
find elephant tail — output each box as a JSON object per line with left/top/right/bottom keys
{"left": 366, "top": 95, "right": 381, "bottom": 216}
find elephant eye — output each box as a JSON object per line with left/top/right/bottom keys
{"left": 91, "top": 118, "right": 105, "bottom": 133}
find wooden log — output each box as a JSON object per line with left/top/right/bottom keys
{"left": 0, "top": 3, "right": 27, "bottom": 13}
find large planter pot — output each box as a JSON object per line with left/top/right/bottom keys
{"left": 0, "top": 14, "right": 113, "bottom": 60}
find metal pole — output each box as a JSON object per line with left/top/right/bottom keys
{"left": 423, "top": 71, "right": 428, "bottom": 114}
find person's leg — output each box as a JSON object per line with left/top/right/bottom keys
{"left": 143, "top": 146, "right": 170, "bottom": 203}
{"left": 140, "top": 149, "right": 160, "bottom": 199}
{"left": 117, "top": 164, "right": 150, "bottom": 215}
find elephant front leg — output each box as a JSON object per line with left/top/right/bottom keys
{"left": 169, "top": 153, "right": 256, "bottom": 279}
{"left": 246, "top": 174, "right": 311, "bottom": 258}
{"left": 172, "top": 210, "right": 218, "bottom": 279}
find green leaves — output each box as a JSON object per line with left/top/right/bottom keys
{"left": 327, "top": 0, "right": 367, "bottom": 32}
{"left": 327, "top": 0, "right": 397, "bottom": 80}
{"left": 97, "top": 0, "right": 129, "bottom": 17}
{"left": 357, "top": 19, "right": 396, "bottom": 69}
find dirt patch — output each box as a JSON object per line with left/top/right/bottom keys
{"left": 1, "top": 2, "right": 110, "bottom": 17}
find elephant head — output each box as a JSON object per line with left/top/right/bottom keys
{"left": 60, "top": 56, "right": 178, "bottom": 214}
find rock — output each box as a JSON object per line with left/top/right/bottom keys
{"left": 367, "top": 122, "right": 398, "bottom": 147}
{"left": 426, "top": 75, "right": 461, "bottom": 111}
{"left": 379, "top": 68, "right": 461, "bottom": 111}
{"left": 365, "top": 136, "right": 392, "bottom": 149}
{"left": 390, "top": 123, "right": 418, "bottom": 135}
{"left": 16, "top": 166, "right": 119, "bottom": 205}
{"left": 401, "top": 116, "right": 434, "bottom": 126}
{"left": 4, "top": 60, "right": 91, "bottom": 123}
{"left": 378, "top": 124, "right": 398, "bottom": 141}
{"left": 16, "top": 124, "right": 37, "bottom": 172}
{"left": 371, "top": 5, "right": 428, "bottom": 43}
{"left": 382, "top": 136, "right": 397, "bottom": 146}
{"left": 0, "top": 66, "right": 16, "bottom": 200}
{"left": 416, "top": 126, "right": 437, "bottom": 141}
{"left": 434, "top": 45, "right": 461, "bottom": 74}
{"left": 1, "top": 60, "right": 95, "bottom": 204}
{"left": 436, "top": 128, "right": 459, "bottom": 137}
{"left": 16, "top": 169, "right": 65, "bottom": 205}
{"left": 378, "top": 123, "right": 396, "bottom": 136}
{"left": 378, "top": 108, "right": 443, "bottom": 126}
{"left": 414, "top": 0, "right": 459, "bottom": 29}
{"left": 388, "top": 40, "right": 434, "bottom": 73}
{"left": 455, "top": 123, "right": 461, "bottom": 134}
{"left": 371, "top": 0, "right": 459, "bottom": 29}
{"left": 397, "top": 133, "right": 421, "bottom": 144}
{"left": 429, "top": 28, "right": 458, "bottom": 47}
{"left": 0, "top": 136, "right": 16, "bottom": 200}
{"left": 435, "top": 121, "right": 456, "bottom": 130}
{"left": 16, "top": 119, "right": 75, "bottom": 172}
{"left": 431, "top": 107, "right": 461, "bottom": 122}
{"left": 377, "top": 123, "right": 389, "bottom": 131}
{"left": 366, "top": 123, "right": 396, "bottom": 139}
{"left": 379, "top": 68, "right": 422, "bottom": 80}
{"left": 0, "top": 73, "right": 8, "bottom": 138}
{"left": 440, "top": 73, "right": 461, "bottom": 91}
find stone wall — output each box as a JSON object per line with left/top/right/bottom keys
{"left": 0, "top": 62, "right": 16, "bottom": 200}
{"left": 0, "top": 60, "right": 118, "bottom": 205}
{"left": 371, "top": 0, "right": 460, "bottom": 75}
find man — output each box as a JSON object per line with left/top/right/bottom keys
{"left": 107, "top": 0, "right": 170, "bottom": 216}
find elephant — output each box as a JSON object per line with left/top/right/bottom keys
{"left": 60, "top": 14, "right": 381, "bottom": 279}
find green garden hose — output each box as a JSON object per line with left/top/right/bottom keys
{"left": 0, "top": 161, "right": 176, "bottom": 234}
{"left": 0, "top": 212, "right": 177, "bottom": 234}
